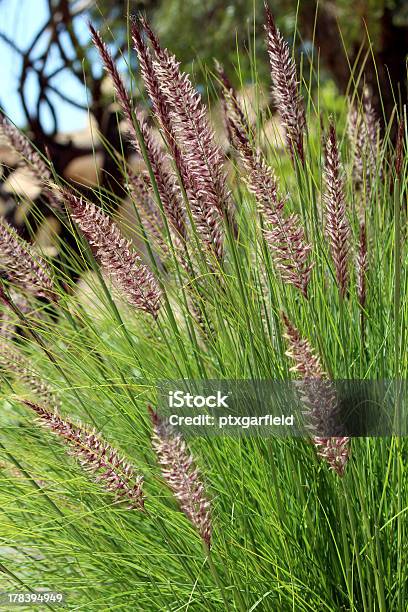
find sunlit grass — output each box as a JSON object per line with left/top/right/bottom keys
{"left": 0, "top": 7, "right": 407, "bottom": 612}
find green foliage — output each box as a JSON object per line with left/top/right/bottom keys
{"left": 90, "top": 0, "right": 408, "bottom": 94}
{"left": 1, "top": 12, "right": 408, "bottom": 612}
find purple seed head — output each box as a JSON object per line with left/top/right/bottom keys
{"left": 61, "top": 189, "right": 161, "bottom": 318}
{"left": 149, "top": 406, "right": 212, "bottom": 546}
{"left": 22, "top": 400, "right": 145, "bottom": 509}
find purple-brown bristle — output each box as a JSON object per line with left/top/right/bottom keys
{"left": 61, "top": 189, "right": 161, "bottom": 317}
{"left": 139, "top": 17, "right": 232, "bottom": 259}
{"left": 22, "top": 400, "right": 145, "bottom": 509}
{"left": 347, "top": 89, "right": 381, "bottom": 195}
{"left": 90, "top": 23, "right": 186, "bottom": 242}
{"left": 282, "top": 313, "right": 350, "bottom": 477}
{"left": 324, "top": 121, "right": 350, "bottom": 298}
{"left": 215, "top": 60, "right": 250, "bottom": 145}
{"left": 149, "top": 406, "right": 212, "bottom": 546}
{"left": 0, "top": 115, "right": 52, "bottom": 183}
{"left": 264, "top": 2, "right": 306, "bottom": 164}
{"left": 230, "top": 121, "right": 313, "bottom": 296}
{"left": 0, "top": 219, "right": 56, "bottom": 302}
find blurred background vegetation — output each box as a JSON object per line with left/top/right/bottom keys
{"left": 1, "top": 0, "right": 407, "bottom": 132}
{"left": 0, "top": 0, "right": 406, "bottom": 255}
{"left": 94, "top": 0, "right": 408, "bottom": 116}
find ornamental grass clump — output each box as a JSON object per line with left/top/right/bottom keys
{"left": 0, "top": 4, "right": 407, "bottom": 610}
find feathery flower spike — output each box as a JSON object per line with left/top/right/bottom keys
{"left": 0, "top": 219, "right": 56, "bottom": 301}
{"left": 88, "top": 24, "right": 132, "bottom": 123}
{"left": 21, "top": 400, "right": 145, "bottom": 509}
{"left": 263, "top": 207, "right": 313, "bottom": 297}
{"left": 347, "top": 103, "right": 364, "bottom": 189}
{"left": 0, "top": 115, "right": 51, "bottom": 181}
{"left": 89, "top": 23, "right": 186, "bottom": 241}
{"left": 362, "top": 87, "right": 381, "bottom": 159}
{"left": 149, "top": 406, "right": 211, "bottom": 547}
{"left": 128, "top": 172, "right": 169, "bottom": 255}
{"left": 215, "top": 60, "right": 251, "bottom": 145}
{"left": 141, "top": 17, "right": 232, "bottom": 259}
{"left": 282, "top": 313, "right": 350, "bottom": 477}
{"left": 347, "top": 91, "right": 381, "bottom": 194}
{"left": 324, "top": 121, "right": 350, "bottom": 298}
{"left": 230, "top": 122, "right": 313, "bottom": 296}
{"left": 131, "top": 21, "right": 182, "bottom": 165}
{"left": 0, "top": 344, "right": 60, "bottom": 408}
{"left": 62, "top": 189, "right": 161, "bottom": 317}
{"left": 0, "top": 115, "right": 60, "bottom": 208}
{"left": 264, "top": 3, "right": 306, "bottom": 164}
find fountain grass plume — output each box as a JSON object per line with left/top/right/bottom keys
{"left": 90, "top": 23, "right": 186, "bottom": 242}
{"left": 324, "top": 121, "right": 350, "bottom": 298}
{"left": 264, "top": 2, "right": 306, "bottom": 164}
{"left": 140, "top": 16, "right": 233, "bottom": 259}
{"left": 230, "top": 119, "right": 313, "bottom": 296}
{"left": 149, "top": 406, "right": 211, "bottom": 547}
{"left": 282, "top": 313, "right": 350, "bottom": 477}
{"left": 0, "top": 219, "right": 56, "bottom": 302}
{"left": 61, "top": 188, "right": 161, "bottom": 318}
{"left": 21, "top": 399, "right": 145, "bottom": 509}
